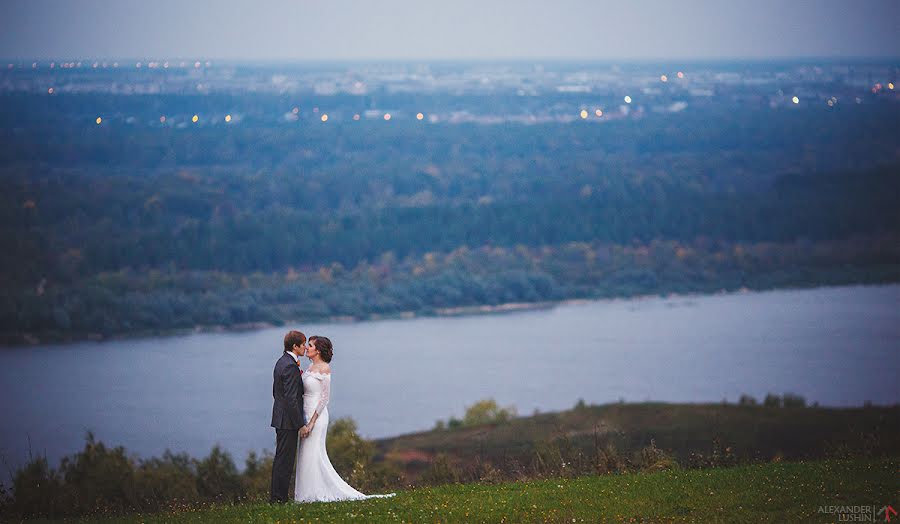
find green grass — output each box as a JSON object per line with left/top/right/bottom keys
{"left": 34, "top": 457, "right": 897, "bottom": 523}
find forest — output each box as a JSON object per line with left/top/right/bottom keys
{"left": 1, "top": 93, "right": 898, "bottom": 343}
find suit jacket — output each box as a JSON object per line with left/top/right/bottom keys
{"left": 271, "top": 352, "right": 305, "bottom": 430}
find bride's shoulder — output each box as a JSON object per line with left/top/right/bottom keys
{"left": 308, "top": 363, "right": 331, "bottom": 376}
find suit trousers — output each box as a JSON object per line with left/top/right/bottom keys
{"left": 270, "top": 428, "right": 299, "bottom": 503}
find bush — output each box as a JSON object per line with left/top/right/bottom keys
{"left": 763, "top": 393, "right": 783, "bottom": 407}
{"left": 326, "top": 417, "right": 404, "bottom": 492}
{"left": 738, "top": 394, "right": 758, "bottom": 406}
{"left": 195, "top": 445, "right": 242, "bottom": 502}
{"left": 635, "top": 439, "right": 678, "bottom": 472}
{"left": 135, "top": 452, "right": 200, "bottom": 510}
{"left": 462, "top": 399, "right": 517, "bottom": 426}
{"left": 3, "top": 421, "right": 403, "bottom": 520}
{"left": 58, "top": 433, "right": 138, "bottom": 514}
{"left": 240, "top": 450, "right": 273, "bottom": 501}
{"left": 327, "top": 418, "right": 374, "bottom": 479}
{"left": 420, "top": 453, "right": 460, "bottom": 486}
{"left": 782, "top": 393, "right": 806, "bottom": 408}
{"left": 10, "top": 455, "right": 62, "bottom": 517}
{"left": 761, "top": 393, "right": 806, "bottom": 408}
{"left": 594, "top": 442, "right": 627, "bottom": 475}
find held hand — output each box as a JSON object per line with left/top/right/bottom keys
{"left": 300, "top": 425, "right": 312, "bottom": 438}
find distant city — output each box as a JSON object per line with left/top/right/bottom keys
{"left": 2, "top": 60, "right": 897, "bottom": 126}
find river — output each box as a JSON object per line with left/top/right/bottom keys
{"left": 1, "top": 284, "right": 898, "bottom": 471}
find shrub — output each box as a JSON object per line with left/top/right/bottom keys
{"left": 327, "top": 418, "right": 374, "bottom": 479}
{"left": 462, "top": 399, "right": 517, "bottom": 426}
{"left": 240, "top": 450, "right": 272, "bottom": 501}
{"left": 782, "top": 393, "right": 806, "bottom": 408}
{"left": 327, "top": 417, "right": 404, "bottom": 492}
{"left": 135, "top": 451, "right": 200, "bottom": 509}
{"left": 763, "top": 393, "right": 783, "bottom": 407}
{"left": 10, "top": 455, "right": 62, "bottom": 517}
{"left": 738, "top": 394, "right": 758, "bottom": 406}
{"left": 195, "top": 446, "right": 242, "bottom": 502}
{"left": 58, "top": 433, "right": 138, "bottom": 514}
{"left": 635, "top": 439, "right": 678, "bottom": 471}
{"left": 420, "top": 454, "right": 460, "bottom": 486}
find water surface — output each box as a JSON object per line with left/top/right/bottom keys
{"left": 1, "top": 284, "right": 897, "bottom": 471}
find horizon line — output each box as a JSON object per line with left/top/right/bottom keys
{"left": 3, "top": 55, "right": 899, "bottom": 64}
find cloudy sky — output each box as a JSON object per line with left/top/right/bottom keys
{"left": 1, "top": 0, "right": 897, "bottom": 61}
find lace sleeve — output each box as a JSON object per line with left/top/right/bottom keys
{"left": 315, "top": 374, "right": 331, "bottom": 415}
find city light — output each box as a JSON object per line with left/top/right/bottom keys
{"left": 321, "top": 114, "right": 328, "bottom": 122}
{"left": 383, "top": 113, "right": 391, "bottom": 121}
{"left": 159, "top": 116, "right": 166, "bottom": 123}
{"left": 792, "top": 96, "right": 799, "bottom": 104}
{"left": 292, "top": 107, "right": 299, "bottom": 115}
{"left": 416, "top": 112, "right": 424, "bottom": 120}
{"left": 660, "top": 75, "right": 668, "bottom": 82}
{"left": 95, "top": 117, "right": 102, "bottom": 125}
{"left": 192, "top": 115, "right": 199, "bottom": 123}
{"left": 579, "top": 109, "right": 588, "bottom": 119}
{"left": 595, "top": 109, "right": 603, "bottom": 117}
{"left": 624, "top": 95, "right": 632, "bottom": 104}
{"left": 677, "top": 71, "right": 684, "bottom": 79}
{"left": 225, "top": 114, "right": 232, "bottom": 122}
{"left": 889, "top": 83, "right": 895, "bottom": 90}
{"left": 47, "top": 87, "right": 54, "bottom": 94}
{"left": 353, "top": 114, "right": 360, "bottom": 121}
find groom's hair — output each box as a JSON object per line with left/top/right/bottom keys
{"left": 284, "top": 330, "right": 306, "bottom": 353}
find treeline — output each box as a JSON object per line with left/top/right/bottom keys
{"left": 1, "top": 421, "right": 398, "bottom": 520}
{"left": 4, "top": 398, "right": 897, "bottom": 519}
{"left": 2, "top": 98, "right": 899, "bottom": 285}
{"left": 4, "top": 163, "right": 899, "bottom": 284}
{"left": 4, "top": 234, "right": 898, "bottom": 344}
{"left": 2, "top": 95, "right": 899, "bottom": 342}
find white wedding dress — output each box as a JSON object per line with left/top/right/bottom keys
{"left": 293, "top": 370, "right": 395, "bottom": 503}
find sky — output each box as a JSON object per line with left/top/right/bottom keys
{"left": 1, "top": 0, "right": 898, "bottom": 61}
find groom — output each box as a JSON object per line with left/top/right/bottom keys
{"left": 270, "top": 330, "right": 307, "bottom": 503}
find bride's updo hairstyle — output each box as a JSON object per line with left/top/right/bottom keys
{"left": 310, "top": 336, "right": 333, "bottom": 363}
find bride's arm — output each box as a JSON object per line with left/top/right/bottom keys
{"left": 303, "top": 374, "right": 330, "bottom": 432}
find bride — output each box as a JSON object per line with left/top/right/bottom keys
{"left": 293, "top": 335, "right": 395, "bottom": 503}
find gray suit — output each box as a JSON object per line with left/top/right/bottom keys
{"left": 270, "top": 352, "right": 305, "bottom": 503}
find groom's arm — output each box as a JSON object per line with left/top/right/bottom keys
{"left": 282, "top": 366, "right": 302, "bottom": 427}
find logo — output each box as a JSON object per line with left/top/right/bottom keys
{"left": 817, "top": 504, "right": 895, "bottom": 522}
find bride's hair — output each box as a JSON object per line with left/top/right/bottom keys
{"left": 309, "top": 336, "right": 333, "bottom": 363}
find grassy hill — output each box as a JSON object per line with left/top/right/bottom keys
{"left": 6, "top": 401, "right": 897, "bottom": 521}
{"left": 28, "top": 457, "right": 897, "bottom": 523}
{"left": 374, "top": 401, "right": 900, "bottom": 482}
